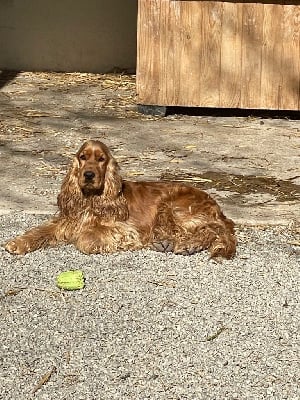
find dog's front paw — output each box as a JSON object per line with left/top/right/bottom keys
{"left": 152, "top": 239, "right": 174, "bottom": 253}
{"left": 174, "top": 244, "right": 203, "bottom": 255}
{"left": 4, "top": 239, "right": 28, "bottom": 255}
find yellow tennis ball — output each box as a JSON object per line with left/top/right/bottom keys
{"left": 56, "top": 270, "right": 85, "bottom": 290}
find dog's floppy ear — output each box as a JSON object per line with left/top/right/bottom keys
{"left": 91, "top": 148, "right": 128, "bottom": 220}
{"left": 102, "top": 152, "right": 123, "bottom": 200}
{"left": 57, "top": 157, "right": 85, "bottom": 216}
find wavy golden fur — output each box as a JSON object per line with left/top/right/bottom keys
{"left": 5, "top": 140, "right": 236, "bottom": 258}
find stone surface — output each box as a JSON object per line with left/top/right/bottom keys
{"left": 0, "top": 71, "right": 299, "bottom": 225}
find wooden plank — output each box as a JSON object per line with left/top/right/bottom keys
{"left": 160, "top": 0, "right": 181, "bottom": 105}
{"left": 196, "top": 1, "right": 223, "bottom": 107}
{"left": 172, "top": 1, "right": 202, "bottom": 105}
{"left": 220, "top": 2, "right": 243, "bottom": 107}
{"left": 240, "top": 2, "right": 264, "bottom": 109}
{"left": 260, "top": 3, "right": 283, "bottom": 109}
{"left": 136, "top": 0, "right": 162, "bottom": 105}
{"left": 280, "top": 5, "right": 300, "bottom": 110}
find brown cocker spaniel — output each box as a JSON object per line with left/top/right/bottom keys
{"left": 5, "top": 140, "right": 236, "bottom": 258}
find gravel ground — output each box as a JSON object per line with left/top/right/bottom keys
{"left": 0, "top": 213, "right": 299, "bottom": 400}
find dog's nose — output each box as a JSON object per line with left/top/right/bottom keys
{"left": 84, "top": 171, "right": 95, "bottom": 180}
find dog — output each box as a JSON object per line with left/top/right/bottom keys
{"left": 5, "top": 140, "right": 236, "bottom": 258}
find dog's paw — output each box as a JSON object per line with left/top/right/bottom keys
{"left": 174, "top": 245, "right": 203, "bottom": 256}
{"left": 152, "top": 239, "right": 174, "bottom": 253}
{"left": 4, "top": 239, "right": 28, "bottom": 255}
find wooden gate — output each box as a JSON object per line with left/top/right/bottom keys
{"left": 137, "top": 0, "right": 300, "bottom": 110}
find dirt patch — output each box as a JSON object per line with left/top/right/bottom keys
{"left": 161, "top": 171, "right": 300, "bottom": 202}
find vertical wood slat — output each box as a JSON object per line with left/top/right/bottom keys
{"left": 240, "top": 3, "right": 264, "bottom": 108}
{"left": 220, "top": 2, "right": 243, "bottom": 107}
{"left": 260, "top": 3, "right": 283, "bottom": 109}
{"left": 196, "top": 1, "right": 223, "bottom": 106}
{"left": 280, "top": 5, "right": 300, "bottom": 109}
{"left": 162, "top": 1, "right": 180, "bottom": 105}
{"left": 136, "top": 0, "right": 161, "bottom": 102}
{"left": 137, "top": 0, "right": 300, "bottom": 110}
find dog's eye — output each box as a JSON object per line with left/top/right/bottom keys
{"left": 98, "top": 156, "right": 105, "bottom": 162}
{"left": 79, "top": 154, "right": 86, "bottom": 161}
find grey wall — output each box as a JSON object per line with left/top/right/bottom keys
{"left": 0, "top": 0, "right": 137, "bottom": 72}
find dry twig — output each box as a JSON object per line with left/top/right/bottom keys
{"left": 32, "top": 366, "right": 57, "bottom": 394}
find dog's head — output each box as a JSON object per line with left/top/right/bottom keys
{"left": 75, "top": 140, "right": 116, "bottom": 195}
{"left": 58, "top": 140, "right": 123, "bottom": 216}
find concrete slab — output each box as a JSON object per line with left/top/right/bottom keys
{"left": 0, "top": 71, "right": 299, "bottom": 225}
